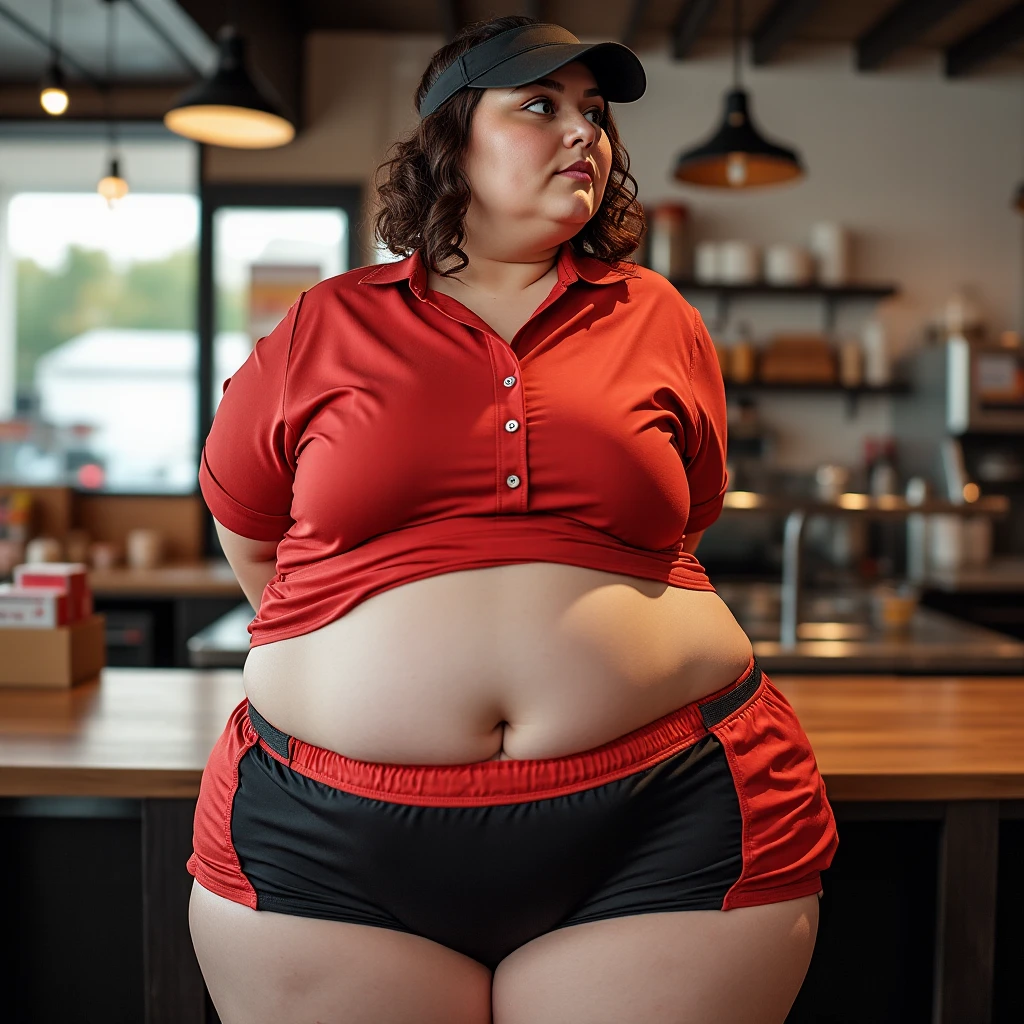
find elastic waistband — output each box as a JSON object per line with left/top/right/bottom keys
{"left": 244, "top": 656, "right": 764, "bottom": 807}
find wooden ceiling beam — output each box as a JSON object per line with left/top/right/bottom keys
{"left": 856, "top": 0, "right": 971, "bottom": 71}
{"left": 751, "top": 0, "right": 822, "bottom": 66}
{"left": 622, "top": 0, "right": 652, "bottom": 49}
{"left": 671, "top": 0, "right": 718, "bottom": 61}
{"left": 945, "top": 1, "right": 1024, "bottom": 78}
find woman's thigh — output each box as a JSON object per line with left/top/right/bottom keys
{"left": 189, "top": 881, "right": 493, "bottom": 1024}
{"left": 492, "top": 895, "right": 820, "bottom": 1024}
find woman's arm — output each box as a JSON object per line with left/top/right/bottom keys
{"left": 682, "top": 529, "right": 705, "bottom": 556}
{"left": 213, "top": 519, "right": 280, "bottom": 610}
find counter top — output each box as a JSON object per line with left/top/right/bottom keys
{"left": 3, "top": 669, "right": 1024, "bottom": 801}
{"left": 923, "top": 557, "right": 1024, "bottom": 593}
{"left": 88, "top": 559, "right": 243, "bottom": 598}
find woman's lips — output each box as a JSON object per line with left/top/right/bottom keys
{"left": 558, "top": 170, "right": 592, "bottom": 181}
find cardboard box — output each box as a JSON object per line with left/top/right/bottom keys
{"left": 0, "top": 613, "right": 106, "bottom": 688}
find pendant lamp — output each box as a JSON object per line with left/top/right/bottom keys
{"left": 163, "top": 25, "right": 295, "bottom": 149}
{"left": 97, "top": 0, "right": 128, "bottom": 207}
{"left": 673, "top": 0, "right": 804, "bottom": 188}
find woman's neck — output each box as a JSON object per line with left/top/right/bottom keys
{"left": 429, "top": 241, "right": 562, "bottom": 298}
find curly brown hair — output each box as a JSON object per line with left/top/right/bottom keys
{"left": 371, "top": 15, "right": 646, "bottom": 277}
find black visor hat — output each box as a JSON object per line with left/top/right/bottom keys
{"left": 418, "top": 23, "right": 646, "bottom": 119}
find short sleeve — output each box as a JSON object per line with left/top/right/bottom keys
{"left": 198, "top": 295, "right": 305, "bottom": 542}
{"left": 682, "top": 310, "right": 729, "bottom": 534}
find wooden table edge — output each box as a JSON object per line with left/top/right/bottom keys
{"left": 0, "top": 767, "right": 203, "bottom": 799}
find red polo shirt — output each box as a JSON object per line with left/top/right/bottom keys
{"left": 199, "top": 241, "right": 728, "bottom": 647}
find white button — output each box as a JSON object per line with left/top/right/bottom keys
{"left": 503, "top": 376, "right": 516, "bottom": 387}
{"left": 504, "top": 419, "right": 519, "bottom": 432}
{"left": 506, "top": 474, "right": 520, "bottom": 488}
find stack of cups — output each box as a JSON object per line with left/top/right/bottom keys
{"left": 809, "top": 222, "right": 850, "bottom": 286}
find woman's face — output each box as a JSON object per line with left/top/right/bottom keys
{"left": 461, "top": 61, "right": 613, "bottom": 249}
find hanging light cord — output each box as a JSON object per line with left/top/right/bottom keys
{"left": 732, "top": 0, "right": 742, "bottom": 89}
{"left": 49, "top": 0, "right": 60, "bottom": 63}
{"left": 106, "top": 0, "right": 118, "bottom": 152}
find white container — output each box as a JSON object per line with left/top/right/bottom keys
{"left": 24, "top": 537, "right": 63, "bottom": 563}
{"left": 861, "top": 319, "right": 890, "bottom": 386}
{"left": 694, "top": 241, "right": 719, "bottom": 283}
{"left": 809, "top": 222, "right": 850, "bottom": 286}
{"left": 928, "top": 515, "right": 965, "bottom": 571}
{"left": 647, "top": 202, "right": 691, "bottom": 279}
{"left": 718, "top": 241, "right": 760, "bottom": 284}
{"left": 126, "top": 528, "right": 164, "bottom": 570}
{"left": 764, "top": 244, "right": 813, "bottom": 286}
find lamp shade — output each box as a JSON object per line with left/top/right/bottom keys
{"left": 673, "top": 88, "right": 804, "bottom": 188}
{"left": 163, "top": 26, "right": 295, "bottom": 149}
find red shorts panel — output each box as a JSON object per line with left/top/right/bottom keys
{"left": 711, "top": 675, "right": 839, "bottom": 910}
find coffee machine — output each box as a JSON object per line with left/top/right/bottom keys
{"left": 894, "top": 336, "right": 1024, "bottom": 555}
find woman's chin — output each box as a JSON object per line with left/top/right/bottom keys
{"left": 550, "top": 201, "right": 597, "bottom": 226}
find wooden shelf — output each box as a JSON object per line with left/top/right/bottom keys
{"left": 670, "top": 278, "right": 900, "bottom": 333}
{"left": 725, "top": 380, "right": 908, "bottom": 395}
{"left": 670, "top": 279, "right": 899, "bottom": 300}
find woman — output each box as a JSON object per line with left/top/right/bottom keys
{"left": 188, "top": 16, "right": 838, "bottom": 1024}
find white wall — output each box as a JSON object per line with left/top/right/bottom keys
{"left": 205, "top": 31, "right": 1024, "bottom": 472}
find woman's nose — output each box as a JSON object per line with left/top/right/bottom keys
{"left": 564, "top": 111, "right": 598, "bottom": 148}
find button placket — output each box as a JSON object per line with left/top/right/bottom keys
{"left": 492, "top": 342, "right": 527, "bottom": 513}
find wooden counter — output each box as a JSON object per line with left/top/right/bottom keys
{"left": 87, "top": 560, "right": 243, "bottom": 598}
{"left": 1, "top": 669, "right": 1019, "bottom": 1024}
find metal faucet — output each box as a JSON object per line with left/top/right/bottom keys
{"left": 780, "top": 509, "right": 806, "bottom": 647}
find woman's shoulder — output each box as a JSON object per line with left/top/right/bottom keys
{"left": 610, "top": 260, "right": 699, "bottom": 321}
{"left": 304, "top": 259, "right": 412, "bottom": 304}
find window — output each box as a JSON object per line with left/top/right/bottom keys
{"left": 0, "top": 136, "right": 198, "bottom": 492}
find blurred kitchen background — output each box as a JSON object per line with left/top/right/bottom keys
{"left": 0, "top": 0, "right": 1022, "bottom": 673}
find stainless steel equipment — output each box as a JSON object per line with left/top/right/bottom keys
{"left": 894, "top": 336, "right": 1024, "bottom": 559}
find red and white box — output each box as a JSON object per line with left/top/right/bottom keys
{"left": 12, "top": 562, "right": 93, "bottom": 622}
{"left": 0, "top": 583, "right": 73, "bottom": 628}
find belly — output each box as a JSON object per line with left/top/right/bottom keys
{"left": 242, "top": 562, "right": 753, "bottom": 764}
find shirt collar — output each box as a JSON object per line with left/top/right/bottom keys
{"left": 359, "top": 241, "right": 633, "bottom": 298}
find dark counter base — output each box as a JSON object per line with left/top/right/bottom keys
{"left": 2, "top": 799, "right": 1023, "bottom": 1023}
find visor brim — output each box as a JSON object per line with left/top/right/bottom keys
{"left": 469, "top": 41, "right": 646, "bottom": 104}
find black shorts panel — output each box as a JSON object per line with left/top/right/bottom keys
{"left": 231, "top": 731, "right": 741, "bottom": 971}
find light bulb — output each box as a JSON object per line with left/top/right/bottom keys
{"left": 97, "top": 158, "right": 129, "bottom": 206}
{"left": 40, "top": 86, "right": 68, "bottom": 115}
{"left": 726, "top": 152, "right": 748, "bottom": 187}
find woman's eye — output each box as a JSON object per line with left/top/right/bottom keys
{"left": 524, "top": 98, "right": 555, "bottom": 115}
{"left": 523, "top": 99, "right": 604, "bottom": 125}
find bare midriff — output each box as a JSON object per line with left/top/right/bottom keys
{"left": 241, "top": 561, "right": 753, "bottom": 765}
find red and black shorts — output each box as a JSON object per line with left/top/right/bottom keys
{"left": 188, "top": 657, "right": 838, "bottom": 971}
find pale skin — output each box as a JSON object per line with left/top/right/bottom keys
{"left": 191, "top": 60, "right": 819, "bottom": 1023}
